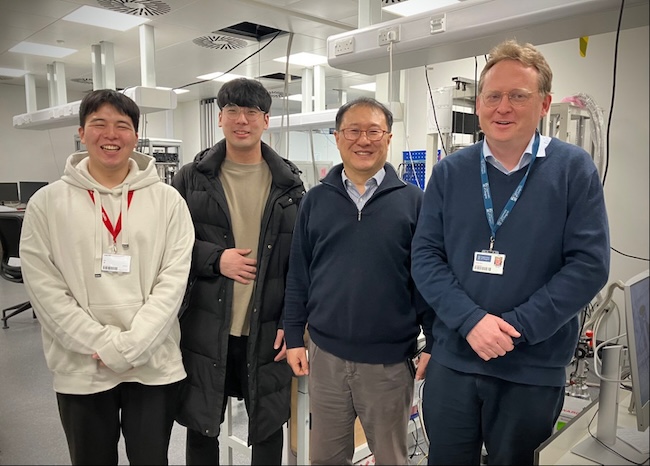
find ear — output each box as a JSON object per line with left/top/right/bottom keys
{"left": 540, "top": 93, "right": 552, "bottom": 118}
{"left": 78, "top": 126, "right": 85, "bottom": 144}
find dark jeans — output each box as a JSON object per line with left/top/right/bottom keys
{"left": 56, "top": 381, "right": 181, "bottom": 465}
{"left": 185, "top": 335, "right": 284, "bottom": 465}
{"left": 422, "top": 359, "right": 563, "bottom": 465}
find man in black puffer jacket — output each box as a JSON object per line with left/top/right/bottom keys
{"left": 172, "top": 78, "right": 305, "bottom": 465}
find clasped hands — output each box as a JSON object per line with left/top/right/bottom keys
{"left": 466, "top": 314, "right": 521, "bottom": 361}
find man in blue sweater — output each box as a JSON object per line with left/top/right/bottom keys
{"left": 411, "top": 40, "right": 610, "bottom": 465}
{"left": 283, "top": 97, "right": 434, "bottom": 465}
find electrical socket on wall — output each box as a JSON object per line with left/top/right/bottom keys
{"left": 378, "top": 25, "right": 401, "bottom": 46}
{"left": 334, "top": 38, "right": 354, "bottom": 56}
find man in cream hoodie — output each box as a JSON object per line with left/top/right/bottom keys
{"left": 19, "top": 89, "right": 194, "bottom": 465}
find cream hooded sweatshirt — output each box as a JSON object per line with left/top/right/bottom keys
{"left": 20, "top": 151, "right": 194, "bottom": 395}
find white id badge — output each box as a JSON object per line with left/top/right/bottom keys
{"left": 472, "top": 251, "right": 506, "bottom": 275}
{"left": 101, "top": 253, "right": 131, "bottom": 273}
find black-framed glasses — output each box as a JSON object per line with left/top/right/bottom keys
{"left": 222, "top": 104, "right": 266, "bottom": 121}
{"left": 480, "top": 89, "right": 536, "bottom": 108}
{"left": 339, "top": 128, "right": 389, "bottom": 141}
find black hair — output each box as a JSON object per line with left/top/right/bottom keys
{"left": 335, "top": 97, "right": 393, "bottom": 132}
{"left": 216, "top": 78, "right": 272, "bottom": 113}
{"left": 79, "top": 89, "right": 140, "bottom": 130}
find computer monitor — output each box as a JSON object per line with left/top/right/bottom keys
{"left": 18, "top": 181, "right": 48, "bottom": 204}
{"left": 624, "top": 269, "right": 649, "bottom": 432}
{"left": 0, "top": 182, "right": 20, "bottom": 205}
{"left": 572, "top": 270, "right": 649, "bottom": 465}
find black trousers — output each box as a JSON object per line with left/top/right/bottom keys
{"left": 422, "top": 359, "right": 564, "bottom": 465}
{"left": 186, "top": 335, "right": 284, "bottom": 465}
{"left": 56, "top": 381, "right": 181, "bottom": 465}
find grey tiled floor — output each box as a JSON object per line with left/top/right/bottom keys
{"left": 0, "top": 279, "right": 427, "bottom": 465}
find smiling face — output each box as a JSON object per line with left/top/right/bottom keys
{"left": 78, "top": 102, "right": 138, "bottom": 186}
{"left": 335, "top": 104, "right": 392, "bottom": 183}
{"left": 218, "top": 106, "right": 269, "bottom": 160}
{"left": 476, "top": 59, "right": 551, "bottom": 155}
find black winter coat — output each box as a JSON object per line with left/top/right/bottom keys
{"left": 172, "top": 139, "right": 305, "bottom": 443}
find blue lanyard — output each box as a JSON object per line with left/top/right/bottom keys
{"left": 480, "top": 132, "right": 540, "bottom": 251}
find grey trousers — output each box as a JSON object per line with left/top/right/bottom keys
{"left": 308, "top": 340, "right": 414, "bottom": 465}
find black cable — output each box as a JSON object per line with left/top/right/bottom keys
{"left": 174, "top": 31, "right": 283, "bottom": 90}
{"left": 601, "top": 0, "right": 624, "bottom": 187}
{"left": 473, "top": 56, "right": 478, "bottom": 143}
{"left": 586, "top": 406, "right": 646, "bottom": 464}
{"left": 424, "top": 66, "right": 448, "bottom": 157}
{"left": 409, "top": 418, "right": 419, "bottom": 458}
{"left": 611, "top": 247, "right": 649, "bottom": 262}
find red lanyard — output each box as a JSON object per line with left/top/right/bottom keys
{"left": 88, "top": 190, "right": 134, "bottom": 246}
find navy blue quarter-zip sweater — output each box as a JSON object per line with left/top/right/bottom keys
{"left": 283, "top": 163, "right": 433, "bottom": 364}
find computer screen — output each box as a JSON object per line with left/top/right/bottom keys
{"left": 18, "top": 181, "right": 48, "bottom": 204}
{"left": 0, "top": 182, "right": 20, "bottom": 204}
{"left": 624, "top": 269, "right": 649, "bottom": 432}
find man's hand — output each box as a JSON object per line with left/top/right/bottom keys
{"left": 287, "top": 347, "right": 309, "bottom": 376}
{"left": 415, "top": 352, "right": 431, "bottom": 380}
{"left": 219, "top": 248, "right": 257, "bottom": 284}
{"left": 466, "top": 314, "right": 521, "bottom": 361}
{"left": 92, "top": 352, "right": 106, "bottom": 368}
{"left": 273, "top": 329, "right": 287, "bottom": 362}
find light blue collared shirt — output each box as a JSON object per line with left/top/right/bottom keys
{"left": 482, "top": 133, "right": 552, "bottom": 175}
{"left": 342, "top": 167, "right": 386, "bottom": 211}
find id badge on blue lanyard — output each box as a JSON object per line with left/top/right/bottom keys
{"left": 472, "top": 132, "right": 540, "bottom": 275}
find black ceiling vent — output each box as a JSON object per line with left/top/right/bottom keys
{"left": 218, "top": 22, "right": 288, "bottom": 42}
{"left": 96, "top": 0, "right": 171, "bottom": 16}
{"left": 258, "top": 72, "right": 301, "bottom": 82}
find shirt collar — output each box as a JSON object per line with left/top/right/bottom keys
{"left": 341, "top": 166, "right": 386, "bottom": 188}
{"left": 482, "top": 132, "right": 551, "bottom": 174}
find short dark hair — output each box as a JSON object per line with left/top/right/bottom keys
{"left": 79, "top": 89, "right": 140, "bottom": 130}
{"left": 335, "top": 97, "right": 393, "bottom": 132}
{"left": 216, "top": 78, "right": 272, "bottom": 113}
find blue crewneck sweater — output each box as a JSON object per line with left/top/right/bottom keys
{"left": 412, "top": 138, "right": 610, "bottom": 387}
{"left": 284, "top": 163, "right": 433, "bottom": 364}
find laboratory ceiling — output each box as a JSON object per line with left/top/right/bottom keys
{"left": 0, "top": 0, "right": 400, "bottom": 112}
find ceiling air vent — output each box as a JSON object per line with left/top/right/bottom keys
{"left": 71, "top": 77, "right": 93, "bottom": 85}
{"left": 96, "top": 0, "right": 171, "bottom": 16}
{"left": 193, "top": 34, "right": 250, "bottom": 51}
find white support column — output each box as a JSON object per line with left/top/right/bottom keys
{"left": 101, "top": 41, "right": 116, "bottom": 90}
{"left": 358, "top": 0, "right": 383, "bottom": 27}
{"left": 313, "top": 65, "right": 326, "bottom": 112}
{"left": 24, "top": 73, "right": 37, "bottom": 113}
{"left": 46, "top": 61, "right": 67, "bottom": 107}
{"left": 139, "top": 24, "right": 156, "bottom": 87}
{"left": 301, "top": 67, "right": 313, "bottom": 113}
{"left": 91, "top": 44, "right": 104, "bottom": 90}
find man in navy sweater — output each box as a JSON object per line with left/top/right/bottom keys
{"left": 412, "top": 40, "right": 610, "bottom": 465}
{"left": 284, "top": 97, "right": 433, "bottom": 465}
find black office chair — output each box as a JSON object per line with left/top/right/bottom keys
{"left": 0, "top": 213, "right": 36, "bottom": 329}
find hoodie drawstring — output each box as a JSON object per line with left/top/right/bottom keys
{"left": 92, "top": 188, "right": 103, "bottom": 277}
{"left": 120, "top": 184, "right": 130, "bottom": 250}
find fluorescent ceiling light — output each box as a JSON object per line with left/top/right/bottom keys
{"left": 0, "top": 67, "right": 28, "bottom": 77}
{"left": 383, "top": 0, "right": 461, "bottom": 17}
{"left": 62, "top": 5, "right": 150, "bottom": 31}
{"left": 350, "top": 82, "right": 376, "bottom": 92}
{"left": 157, "top": 86, "right": 190, "bottom": 95}
{"left": 9, "top": 41, "right": 77, "bottom": 58}
{"left": 274, "top": 53, "right": 328, "bottom": 67}
{"left": 287, "top": 94, "right": 316, "bottom": 101}
{"left": 196, "top": 72, "right": 247, "bottom": 82}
